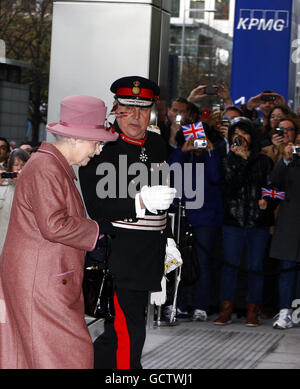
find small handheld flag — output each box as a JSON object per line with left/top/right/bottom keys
{"left": 261, "top": 188, "right": 286, "bottom": 200}
{"left": 182, "top": 121, "right": 205, "bottom": 140}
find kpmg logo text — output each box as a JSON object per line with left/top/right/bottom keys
{"left": 237, "top": 9, "right": 289, "bottom": 32}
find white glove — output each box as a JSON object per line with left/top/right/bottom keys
{"left": 150, "top": 276, "right": 166, "bottom": 306}
{"left": 164, "top": 238, "right": 183, "bottom": 274}
{"left": 140, "top": 185, "right": 176, "bottom": 214}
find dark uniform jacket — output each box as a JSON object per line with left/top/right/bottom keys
{"left": 269, "top": 156, "right": 300, "bottom": 262}
{"left": 79, "top": 130, "right": 171, "bottom": 292}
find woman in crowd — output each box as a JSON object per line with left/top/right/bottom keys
{"left": 268, "top": 132, "right": 300, "bottom": 329}
{"left": 214, "top": 117, "right": 275, "bottom": 326}
{"left": 168, "top": 122, "right": 223, "bottom": 321}
{"left": 0, "top": 148, "right": 30, "bottom": 253}
{"left": 264, "top": 105, "right": 292, "bottom": 137}
{"left": 0, "top": 94, "right": 118, "bottom": 369}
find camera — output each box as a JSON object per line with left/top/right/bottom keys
{"left": 221, "top": 116, "right": 230, "bottom": 125}
{"left": 212, "top": 104, "right": 221, "bottom": 113}
{"left": 292, "top": 145, "right": 300, "bottom": 154}
{"left": 0, "top": 172, "right": 17, "bottom": 179}
{"left": 204, "top": 86, "right": 218, "bottom": 95}
{"left": 193, "top": 139, "right": 208, "bottom": 149}
{"left": 261, "top": 94, "right": 276, "bottom": 102}
{"left": 276, "top": 127, "right": 284, "bottom": 137}
{"left": 233, "top": 137, "right": 242, "bottom": 147}
{"left": 175, "top": 114, "right": 182, "bottom": 124}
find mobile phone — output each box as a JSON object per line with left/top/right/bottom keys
{"left": 1, "top": 172, "right": 18, "bottom": 179}
{"left": 261, "top": 94, "right": 276, "bottom": 102}
{"left": 204, "top": 86, "right": 218, "bottom": 95}
{"left": 201, "top": 108, "right": 210, "bottom": 120}
{"left": 175, "top": 114, "right": 182, "bottom": 124}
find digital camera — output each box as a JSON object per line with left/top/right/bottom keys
{"left": 204, "top": 86, "right": 218, "bottom": 95}
{"left": 292, "top": 145, "right": 300, "bottom": 154}
{"left": 221, "top": 116, "right": 230, "bottom": 125}
{"left": 261, "top": 94, "right": 276, "bottom": 102}
{"left": 193, "top": 139, "right": 208, "bottom": 149}
{"left": 0, "top": 172, "right": 17, "bottom": 179}
{"left": 276, "top": 127, "right": 284, "bottom": 137}
{"left": 233, "top": 137, "right": 242, "bottom": 147}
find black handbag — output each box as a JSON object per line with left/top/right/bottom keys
{"left": 179, "top": 225, "right": 200, "bottom": 287}
{"left": 82, "top": 235, "right": 115, "bottom": 320}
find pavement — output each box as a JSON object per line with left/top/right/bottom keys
{"left": 87, "top": 312, "right": 300, "bottom": 370}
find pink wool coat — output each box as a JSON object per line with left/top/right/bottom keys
{"left": 0, "top": 142, "right": 99, "bottom": 369}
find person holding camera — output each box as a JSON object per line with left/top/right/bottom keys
{"left": 214, "top": 117, "right": 275, "bottom": 326}
{"left": 265, "top": 132, "right": 300, "bottom": 329}
{"left": 0, "top": 95, "right": 118, "bottom": 369}
{"left": 0, "top": 148, "right": 30, "bottom": 254}
{"left": 159, "top": 97, "right": 189, "bottom": 156}
{"left": 168, "top": 123, "right": 223, "bottom": 321}
{"left": 187, "top": 82, "right": 233, "bottom": 107}
{"left": 241, "top": 90, "right": 286, "bottom": 124}
{"left": 261, "top": 117, "right": 298, "bottom": 164}
{"left": 214, "top": 106, "right": 243, "bottom": 158}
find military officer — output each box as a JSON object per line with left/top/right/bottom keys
{"left": 79, "top": 76, "right": 180, "bottom": 369}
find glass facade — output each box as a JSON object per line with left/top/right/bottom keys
{"left": 169, "top": 0, "right": 233, "bottom": 99}
{"left": 215, "top": 0, "right": 230, "bottom": 20}
{"left": 189, "top": 0, "right": 205, "bottom": 19}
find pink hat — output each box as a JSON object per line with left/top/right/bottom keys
{"left": 46, "top": 95, "right": 119, "bottom": 142}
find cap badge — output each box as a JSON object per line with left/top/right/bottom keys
{"left": 132, "top": 81, "right": 141, "bottom": 95}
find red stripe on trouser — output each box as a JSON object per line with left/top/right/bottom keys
{"left": 113, "top": 293, "right": 130, "bottom": 369}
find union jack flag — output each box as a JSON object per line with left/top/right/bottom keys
{"left": 182, "top": 121, "right": 205, "bottom": 140}
{"left": 261, "top": 188, "right": 286, "bottom": 200}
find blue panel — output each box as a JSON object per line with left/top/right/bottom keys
{"left": 231, "top": 0, "right": 293, "bottom": 105}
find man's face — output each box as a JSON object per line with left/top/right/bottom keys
{"left": 0, "top": 140, "right": 9, "bottom": 163}
{"left": 224, "top": 109, "right": 241, "bottom": 122}
{"left": 116, "top": 105, "right": 151, "bottom": 139}
{"left": 167, "top": 101, "right": 188, "bottom": 124}
{"left": 259, "top": 100, "right": 276, "bottom": 118}
{"left": 279, "top": 120, "right": 296, "bottom": 144}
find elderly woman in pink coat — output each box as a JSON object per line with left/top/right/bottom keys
{"left": 0, "top": 95, "right": 118, "bottom": 369}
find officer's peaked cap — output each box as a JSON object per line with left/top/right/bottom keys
{"left": 110, "top": 76, "right": 160, "bottom": 107}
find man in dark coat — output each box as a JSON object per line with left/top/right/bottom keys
{"left": 268, "top": 133, "right": 300, "bottom": 329}
{"left": 79, "top": 76, "right": 179, "bottom": 369}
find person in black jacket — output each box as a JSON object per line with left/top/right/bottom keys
{"left": 79, "top": 76, "right": 178, "bottom": 369}
{"left": 214, "top": 117, "right": 275, "bottom": 327}
{"left": 268, "top": 133, "right": 300, "bottom": 329}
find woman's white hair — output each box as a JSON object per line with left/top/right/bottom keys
{"left": 52, "top": 134, "right": 71, "bottom": 142}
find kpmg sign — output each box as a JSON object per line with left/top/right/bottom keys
{"left": 236, "top": 9, "right": 289, "bottom": 31}
{"left": 231, "top": 0, "right": 293, "bottom": 106}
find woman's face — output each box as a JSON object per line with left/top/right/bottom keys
{"left": 73, "top": 139, "right": 102, "bottom": 166}
{"left": 270, "top": 108, "right": 285, "bottom": 130}
{"left": 11, "top": 157, "right": 26, "bottom": 173}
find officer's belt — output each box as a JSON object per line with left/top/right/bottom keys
{"left": 112, "top": 213, "right": 167, "bottom": 231}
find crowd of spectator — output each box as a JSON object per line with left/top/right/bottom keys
{"left": 158, "top": 86, "right": 300, "bottom": 330}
